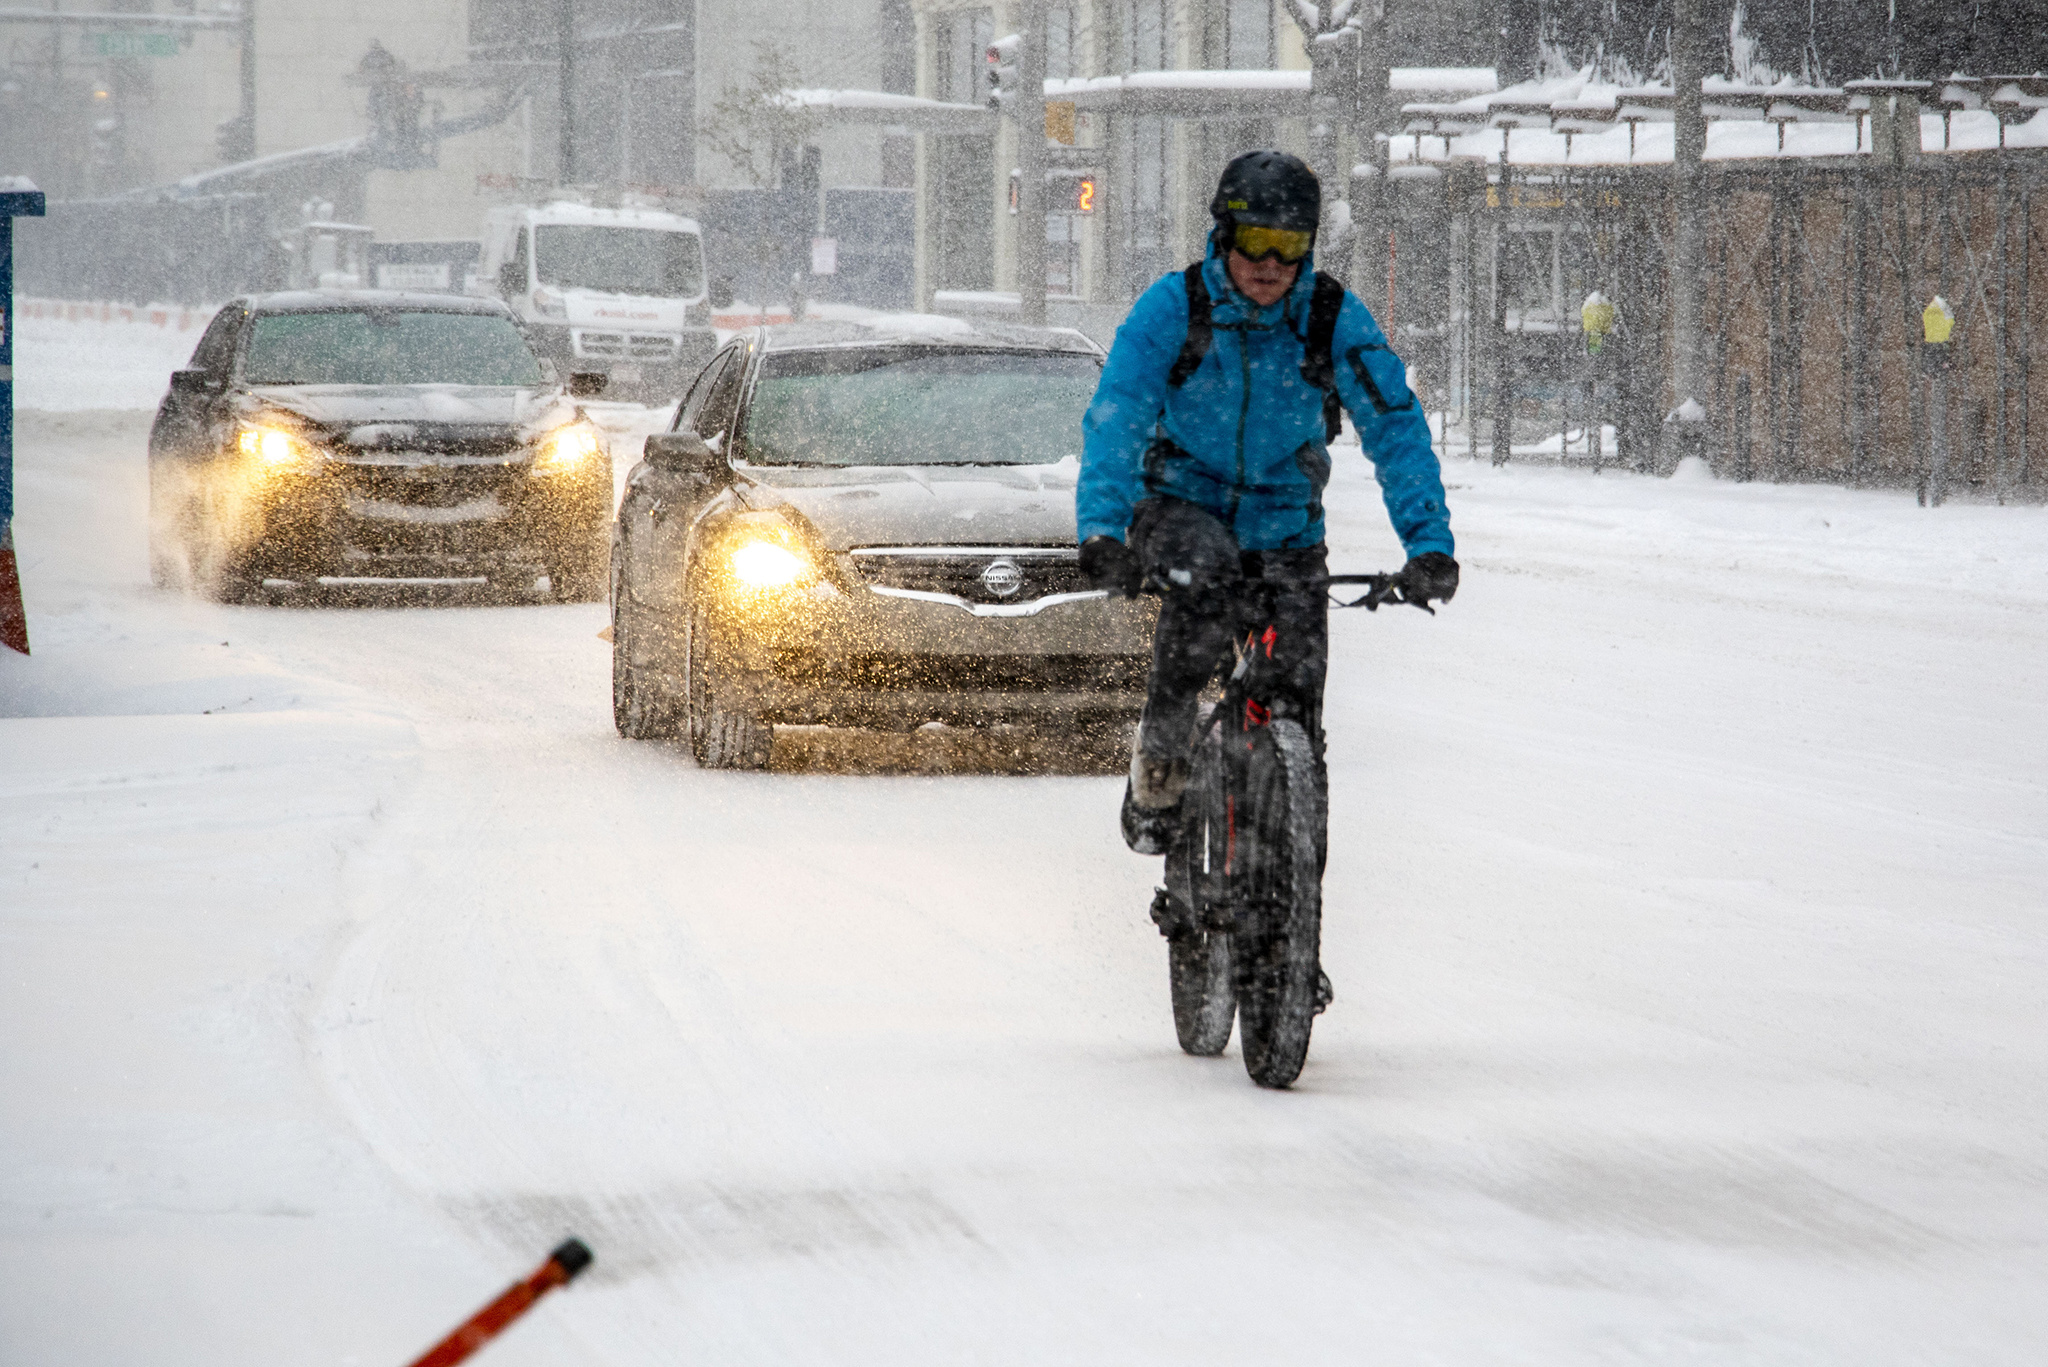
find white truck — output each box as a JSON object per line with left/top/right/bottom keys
{"left": 475, "top": 200, "right": 719, "bottom": 404}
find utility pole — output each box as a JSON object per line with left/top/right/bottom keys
{"left": 1014, "top": 0, "right": 1047, "bottom": 326}
{"left": 1665, "top": 0, "right": 1708, "bottom": 472}
{"left": 1344, "top": 0, "right": 1381, "bottom": 294}
{"left": 557, "top": 0, "right": 575, "bottom": 183}
{"left": 237, "top": 0, "right": 255, "bottom": 160}
{"left": 1293, "top": 3, "right": 1364, "bottom": 286}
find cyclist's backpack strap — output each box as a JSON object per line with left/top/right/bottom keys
{"left": 1301, "top": 271, "right": 1346, "bottom": 444}
{"left": 1166, "top": 262, "right": 1211, "bottom": 388}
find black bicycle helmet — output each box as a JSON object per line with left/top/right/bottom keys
{"left": 1210, "top": 149, "right": 1321, "bottom": 232}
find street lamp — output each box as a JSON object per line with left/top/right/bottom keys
{"left": 1920, "top": 294, "right": 1954, "bottom": 506}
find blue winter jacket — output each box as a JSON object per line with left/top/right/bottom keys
{"left": 1077, "top": 244, "right": 1454, "bottom": 556}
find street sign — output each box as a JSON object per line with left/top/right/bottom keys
{"left": 90, "top": 31, "right": 179, "bottom": 57}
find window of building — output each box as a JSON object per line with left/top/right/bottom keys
{"left": 1045, "top": 3, "right": 1078, "bottom": 80}
{"left": 932, "top": 8, "right": 996, "bottom": 292}
{"left": 1225, "top": 0, "right": 1275, "bottom": 69}
{"left": 1120, "top": 0, "right": 1171, "bottom": 72}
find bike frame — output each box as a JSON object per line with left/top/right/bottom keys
{"left": 1152, "top": 565, "right": 1430, "bottom": 1081}
{"left": 1166, "top": 568, "right": 1421, "bottom": 928}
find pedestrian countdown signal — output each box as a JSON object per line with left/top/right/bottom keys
{"left": 1050, "top": 175, "right": 1097, "bottom": 214}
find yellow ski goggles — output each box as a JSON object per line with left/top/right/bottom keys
{"left": 1230, "top": 223, "right": 1314, "bottom": 264}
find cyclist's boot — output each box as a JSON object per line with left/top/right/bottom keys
{"left": 1314, "top": 968, "right": 1335, "bottom": 1015}
{"left": 1119, "top": 725, "right": 1189, "bottom": 855}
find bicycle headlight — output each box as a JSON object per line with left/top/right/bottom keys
{"left": 535, "top": 423, "right": 602, "bottom": 474}
{"left": 236, "top": 422, "right": 314, "bottom": 467}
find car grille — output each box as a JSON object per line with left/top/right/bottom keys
{"left": 768, "top": 650, "right": 1147, "bottom": 692}
{"left": 851, "top": 547, "right": 1087, "bottom": 605}
{"left": 333, "top": 461, "right": 521, "bottom": 509}
{"left": 576, "top": 330, "right": 677, "bottom": 360}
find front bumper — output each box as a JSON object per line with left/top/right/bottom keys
{"left": 673, "top": 542, "right": 1156, "bottom": 729}
{"left": 528, "top": 323, "right": 719, "bottom": 404}
{"left": 229, "top": 453, "right": 611, "bottom": 582}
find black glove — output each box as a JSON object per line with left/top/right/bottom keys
{"left": 1397, "top": 551, "right": 1459, "bottom": 605}
{"left": 1079, "top": 535, "right": 1143, "bottom": 598}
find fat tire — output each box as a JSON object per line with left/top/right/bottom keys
{"left": 204, "top": 548, "right": 261, "bottom": 604}
{"left": 686, "top": 606, "right": 772, "bottom": 770}
{"left": 1233, "top": 719, "right": 1326, "bottom": 1090}
{"left": 189, "top": 483, "right": 260, "bottom": 603}
{"left": 1164, "top": 721, "right": 1234, "bottom": 1055}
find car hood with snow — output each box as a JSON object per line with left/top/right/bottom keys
{"left": 240, "top": 384, "right": 581, "bottom": 453}
{"left": 734, "top": 461, "right": 1082, "bottom": 551}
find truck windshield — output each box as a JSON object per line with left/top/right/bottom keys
{"left": 533, "top": 225, "right": 704, "bottom": 298}
{"left": 742, "top": 350, "right": 1101, "bottom": 467}
{"left": 243, "top": 311, "right": 544, "bottom": 386}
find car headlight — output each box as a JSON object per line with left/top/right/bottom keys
{"left": 533, "top": 286, "right": 568, "bottom": 320}
{"left": 535, "top": 423, "right": 602, "bottom": 474}
{"left": 236, "top": 422, "right": 314, "bottom": 467}
{"left": 730, "top": 540, "right": 809, "bottom": 588}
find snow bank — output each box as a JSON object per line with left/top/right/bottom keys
{"left": 10, "top": 302, "right": 209, "bottom": 412}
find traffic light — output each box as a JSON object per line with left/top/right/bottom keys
{"left": 985, "top": 33, "right": 1021, "bottom": 111}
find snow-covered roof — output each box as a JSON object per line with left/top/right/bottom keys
{"left": 754, "top": 314, "right": 1100, "bottom": 355}
{"left": 1389, "top": 106, "right": 2048, "bottom": 168}
{"left": 789, "top": 68, "right": 1500, "bottom": 129}
{"left": 167, "top": 138, "right": 368, "bottom": 198}
{"left": 493, "top": 200, "right": 703, "bottom": 232}
{"left": 777, "top": 88, "right": 994, "bottom": 134}
{"left": 1045, "top": 66, "right": 1497, "bottom": 117}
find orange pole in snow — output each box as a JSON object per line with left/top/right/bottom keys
{"left": 405, "top": 1239, "right": 593, "bottom": 1367}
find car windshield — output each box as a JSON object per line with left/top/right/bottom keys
{"left": 741, "top": 349, "right": 1100, "bottom": 467}
{"left": 534, "top": 225, "right": 704, "bottom": 297}
{"left": 243, "top": 311, "right": 544, "bottom": 386}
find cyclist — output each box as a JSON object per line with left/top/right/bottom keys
{"left": 1077, "top": 149, "right": 1458, "bottom": 855}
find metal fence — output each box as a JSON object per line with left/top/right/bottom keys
{"left": 11, "top": 193, "right": 283, "bottom": 306}
{"left": 1401, "top": 151, "right": 2048, "bottom": 498}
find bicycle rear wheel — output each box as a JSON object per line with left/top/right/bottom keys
{"left": 1162, "top": 718, "right": 1234, "bottom": 1056}
{"left": 1233, "top": 719, "right": 1326, "bottom": 1089}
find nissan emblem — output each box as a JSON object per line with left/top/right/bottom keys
{"left": 980, "top": 558, "right": 1025, "bottom": 598}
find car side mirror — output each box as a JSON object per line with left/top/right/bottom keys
{"left": 170, "top": 369, "right": 222, "bottom": 395}
{"left": 498, "top": 261, "right": 525, "bottom": 296}
{"left": 568, "top": 371, "right": 608, "bottom": 398}
{"left": 708, "top": 277, "right": 735, "bottom": 310}
{"left": 645, "top": 430, "right": 729, "bottom": 483}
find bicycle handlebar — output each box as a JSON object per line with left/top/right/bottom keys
{"left": 1323, "top": 573, "right": 1436, "bottom": 614}
{"left": 1133, "top": 571, "right": 1439, "bottom": 614}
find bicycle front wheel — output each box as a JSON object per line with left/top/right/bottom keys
{"left": 1233, "top": 719, "right": 1327, "bottom": 1089}
{"left": 1163, "top": 719, "right": 1234, "bottom": 1056}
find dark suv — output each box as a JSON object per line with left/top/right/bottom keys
{"left": 148, "top": 291, "right": 612, "bottom": 600}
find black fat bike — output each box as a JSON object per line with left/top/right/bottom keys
{"left": 1147, "top": 570, "right": 1433, "bottom": 1089}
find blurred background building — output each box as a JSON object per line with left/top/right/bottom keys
{"left": 2, "top": 0, "right": 2043, "bottom": 310}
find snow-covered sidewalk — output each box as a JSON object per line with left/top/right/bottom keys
{"left": 4, "top": 411, "right": 2047, "bottom": 1364}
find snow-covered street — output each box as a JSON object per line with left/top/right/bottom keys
{"left": 5, "top": 407, "right": 2047, "bottom": 1364}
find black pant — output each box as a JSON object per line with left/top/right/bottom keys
{"left": 1127, "top": 496, "right": 1329, "bottom": 761}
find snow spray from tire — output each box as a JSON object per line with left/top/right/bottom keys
{"left": 404, "top": 1238, "right": 593, "bottom": 1367}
